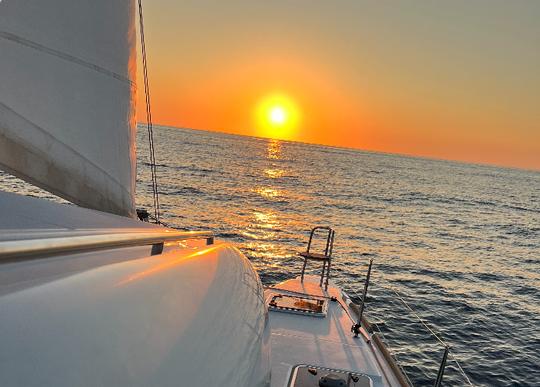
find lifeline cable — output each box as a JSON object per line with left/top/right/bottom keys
{"left": 138, "top": 0, "right": 161, "bottom": 223}
{"left": 371, "top": 273, "right": 475, "bottom": 386}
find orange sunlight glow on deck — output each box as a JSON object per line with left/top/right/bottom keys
{"left": 254, "top": 93, "right": 301, "bottom": 140}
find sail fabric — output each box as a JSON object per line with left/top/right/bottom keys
{"left": 0, "top": 1, "right": 137, "bottom": 217}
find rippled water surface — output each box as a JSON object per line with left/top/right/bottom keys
{"left": 2, "top": 125, "right": 539, "bottom": 386}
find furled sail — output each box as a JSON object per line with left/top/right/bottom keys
{"left": 0, "top": 0, "right": 137, "bottom": 217}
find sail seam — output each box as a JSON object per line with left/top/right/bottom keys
{"left": 0, "top": 31, "right": 134, "bottom": 86}
{"left": 0, "top": 101, "right": 130, "bottom": 198}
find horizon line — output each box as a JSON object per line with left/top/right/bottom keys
{"left": 136, "top": 122, "right": 540, "bottom": 174}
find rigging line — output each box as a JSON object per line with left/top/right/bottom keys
{"left": 383, "top": 283, "right": 448, "bottom": 347}
{"left": 374, "top": 276, "right": 474, "bottom": 385}
{"left": 354, "top": 275, "right": 413, "bottom": 384}
{"left": 137, "top": 0, "right": 161, "bottom": 223}
{"left": 147, "top": 213, "right": 171, "bottom": 229}
{"left": 388, "top": 287, "right": 447, "bottom": 347}
{"left": 371, "top": 272, "right": 448, "bottom": 346}
{"left": 449, "top": 353, "right": 475, "bottom": 386}
{"left": 140, "top": 0, "right": 159, "bottom": 222}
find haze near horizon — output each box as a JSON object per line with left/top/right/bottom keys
{"left": 137, "top": 1, "right": 540, "bottom": 171}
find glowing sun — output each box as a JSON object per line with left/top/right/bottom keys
{"left": 255, "top": 93, "right": 300, "bottom": 139}
{"left": 269, "top": 106, "right": 286, "bottom": 125}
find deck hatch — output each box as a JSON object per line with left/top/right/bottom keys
{"left": 288, "top": 365, "right": 373, "bottom": 387}
{"left": 268, "top": 294, "right": 328, "bottom": 317}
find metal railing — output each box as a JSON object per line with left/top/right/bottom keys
{"left": 0, "top": 229, "right": 214, "bottom": 263}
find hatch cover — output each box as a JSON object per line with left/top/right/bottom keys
{"left": 288, "top": 365, "right": 373, "bottom": 387}
{"left": 268, "top": 294, "right": 328, "bottom": 317}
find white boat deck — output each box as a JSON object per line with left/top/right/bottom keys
{"left": 266, "top": 275, "right": 405, "bottom": 387}
{"left": 0, "top": 192, "right": 270, "bottom": 386}
{"left": 0, "top": 191, "right": 407, "bottom": 386}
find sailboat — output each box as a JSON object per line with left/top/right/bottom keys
{"left": 1, "top": 1, "right": 418, "bottom": 386}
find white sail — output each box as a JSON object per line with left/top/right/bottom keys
{"left": 0, "top": 0, "right": 137, "bottom": 217}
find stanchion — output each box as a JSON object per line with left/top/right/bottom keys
{"left": 351, "top": 259, "right": 373, "bottom": 337}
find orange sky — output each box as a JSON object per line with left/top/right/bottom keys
{"left": 137, "top": 1, "right": 540, "bottom": 171}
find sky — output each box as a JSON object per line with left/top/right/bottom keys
{"left": 137, "top": 1, "right": 540, "bottom": 171}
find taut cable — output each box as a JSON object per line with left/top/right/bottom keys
{"left": 138, "top": 0, "right": 161, "bottom": 223}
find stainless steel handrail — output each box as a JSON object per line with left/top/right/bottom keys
{"left": 0, "top": 230, "right": 214, "bottom": 262}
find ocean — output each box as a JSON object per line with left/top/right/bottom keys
{"left": 2, "top": 125, "right": 539, "bottom": 386}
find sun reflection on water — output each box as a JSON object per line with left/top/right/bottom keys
{"left": 254, "top": 187, "right": 281, "bottom": 198}
{"left": 253, "top": 210, "right": 278, "bottom": 229}
{"left": 246, "top": 140, "right": 294, "bottom": 261}
{"left": 257, "top": 139, "right": 287, "bottom": 198}
{"left": 267, "top": 139, "right": 282, "bottom": 160}
{"left": 265, "top": 168, "right": 285, "bottom": 178}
